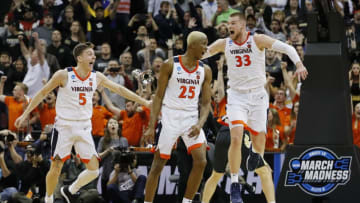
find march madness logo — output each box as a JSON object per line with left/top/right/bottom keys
{"left": 285, "top": 147, "right": 351, "bottom": 196}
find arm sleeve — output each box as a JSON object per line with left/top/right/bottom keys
{"left": 271, "top": 40, "right": 301, "bottom": 65}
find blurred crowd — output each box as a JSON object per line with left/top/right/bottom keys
{"left": 0, "top": 0, "right": 359, "bottom": 202}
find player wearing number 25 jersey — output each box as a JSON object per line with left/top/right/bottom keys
{"left": 14, "top": 42, "right": 150, "bottom": 203}
{"left": 144, "top": 31, "right": 212, "bottom": 203}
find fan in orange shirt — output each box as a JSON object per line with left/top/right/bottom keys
{"left": 352, "top": 103, "right": 360, "bottom": 148}
{"left": 36, "top": 91, "right": 57, "bottom": 130}
{"left": 101, "top": 90, "right": 150, "bottom": 147}
{"left": 270, "top": 89, "right": 291, "bottom": 134}
{"left": 266, "top": 108, "right": 287, "bottom": 151}
{"left": 92, "top": 90, "right": 113, "bottom": 147}
{"left": 0, "top": 79, "right": 37, "bottom": 132}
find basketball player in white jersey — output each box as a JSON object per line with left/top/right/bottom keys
{"left": 202, "top": 12, "right": 308, "bottom": 203}
{"left": 143, "top": 31, "right": 212, "bottom": 203}
{"left": 14, "top": 42, "right": 150, "bottom": 203}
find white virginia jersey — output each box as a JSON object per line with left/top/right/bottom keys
{"left": 56, "top": 67, "right": 97, "bottom": 120}
{"left": 225, "top": 32, "right": 266, "bottom": 91}
{"left": 162, "top": 55, "right": 205, "bottom": 112}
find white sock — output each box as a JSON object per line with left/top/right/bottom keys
{"left": 182, "top": 197, "right": 192, "bottom": 203}
{"left": 45, "top": 194, "right": 53, "bottom": 203}
{"left": 231, "top": 173, "right": 239, "bottom": 183}
{"left": 69, "top": 169, "right": 99, "bottom": 194}
{"left": 144, "top": 202, "right": 152, "bottom": 203}
{"left": 269, "top": 201, "right": 276, "bottom": 203}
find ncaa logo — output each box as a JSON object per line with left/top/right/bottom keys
{"left": 285, "top": 147, "right": 352, "bottom": 196}
{"left": 71, "top": 75, "right": 75, "bottom": 79}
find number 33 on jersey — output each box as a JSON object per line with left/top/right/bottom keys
{"left": 162, "top": 56, "right": 205, "bottom": 112}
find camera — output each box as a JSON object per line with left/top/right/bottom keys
{"left": 0, "top": 133, "right": 16, "bottom": 143}
{"left": 131, "top": 69, "right": 154, "bottom": 85}
{"left": 113, "top": 149, "right": 136, "bottom": 172}
{"left": 109, "top": 67, "right": 120, "bottom": 72}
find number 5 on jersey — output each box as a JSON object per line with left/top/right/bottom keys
{"left": 179, "top": 86, "right": 195, "bottom": 99}
{"left": 79, "top": 93, "right": 87, "bottom": 105}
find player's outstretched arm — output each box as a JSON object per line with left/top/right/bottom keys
{"left": 14, "top": 70, "right": 67, "bottom": 128}
{"left": 254, "top": 34, "right": 308, "bottom": 81}
{"left": 143, "top": 59, "right": 173, "bottom": 143}
{"left": 97, "top": 72, "right": 150, "bottom": 108}
{"left": 202, "top": 38, "right": 226, "bottom": 59}
{"left": 189, "top": 65, "right": 212, "bottom": 137}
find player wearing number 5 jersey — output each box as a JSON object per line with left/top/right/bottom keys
{"left": 143, "top": 31, "right": 212, "bottom": 203}
{"left": 202, "top": 12, "right": 308, "bottom": 203}
{"left": 14, "top": 42, "right": 150, "bottom": 203}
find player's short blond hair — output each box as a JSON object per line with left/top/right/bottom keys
{"left": 187, "top": 31, "right": 207, "bottom": 46}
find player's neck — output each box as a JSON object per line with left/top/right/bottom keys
{"left": 235, "top": 31, "right": 248, "bottom": 44}
{"left": 75, "top": 64, "right": 91, "bottom": 78}
{"left": 181, "top": 53, "right": 198, "bottom": 70}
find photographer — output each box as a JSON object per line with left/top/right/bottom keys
{"left": 0, "top": 130, "right": 22, "bottom": 202}
{"left": 107, "top": 150, "right": 146, "bottom": 203}
{"left": 12, "top": 143, "right": 50, "bottom": 202}
{"left": 103, "top": 60, "right": 133, "bottom": 109}
{"left": 97, "top": 118, "right": 129, "bottom": 201}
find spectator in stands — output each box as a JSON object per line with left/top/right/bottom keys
{"left": 38, "top": 37, "right": 61, "bottom": 77}
{"left": 137, "top": 36, "right": 166, "bottom": 70}
{"left": 102, "top": 91, "right": 150, "bottom": 147}
{"left": 41, "top": 0, "right": 67, "bottom": 23}
{"left": 104, "top": 60, "right": 133, "bottom": 109}
{"left": 130, "top": 25, "right": 148, "bottom": 68}
{"left": 36, "top": 91, "right": 56, "bottom": 131}
{"left": 94, "top": 43, "right": 115, "bottom": 72}
{"left": 266, "top": 49, "right": 283, "bottom": 88}
{"left": 148, "top": 0, "right": 173, "bottom": 17}
{"left": 350, "top": 61, "right": 360, "bottom": 108}
{"left": 3, "top": 56, "right": 27, "bottom": 95}
{"left": 270, "top": 89, "right": 291, "bottom": 135}
{"left": 63, "top": 21, "right": 86, "bottom": 51}
{"left": 92, "top": 89, "right": 113, "bottom": 148}
{"left": 56, "top": 5, "right": 75, "bottom": 38}
{"left": 21, "top": 32, "right": 50, "bottom": 98}
{"left": 0, "top": 78, "right": 36, "bottom": 133}
{"left": 19, "top": 6, "right": 41, "bottom": 37}
{"left": 67, "top": 0, "right": 89, "bottom": 32}
{"left": 265, "top": 108, "right": 285, "bottom": 151}
{"left": 352, "top": 103, "right": 360, "bottom": 148}
{"left": 107, "top": 151, "right": 146, "bottom": 203}
{"left": 154, "top": 1, "right": 182, "bottom": 48}
{"left": 262, "top": 18, "right": 287, "bottom": 42}
{"left": 201, "top": 0, "right": 218, "bottom": 28}
{"left": 246, "top": 14, "right": 258, "bottom": 34}
{"left": 47, "top": 30, "right": 74, "bottom": 68}
{"left": 0, "top": 51, "right": 12, "bottom": 77}
{"left": 120, "top": 52, "right": 135, "bottom": 76}
{"left": 1, "top": 20, "right": 24, "bottom": 59}
{"left": 34, "top": 12, "right": 55, "bottom": 46}
{"left": 212, "top": 0, "right": 238, "bottom": 26}
{"left": 86, "top": 0, "right": 119, "bottom": 47}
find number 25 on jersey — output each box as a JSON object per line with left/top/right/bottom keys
{"left": 235, "top": 54, "right": 251, "bottom": 67}
{"left": 179, "top": 86, "right": 195, "bottom": 99}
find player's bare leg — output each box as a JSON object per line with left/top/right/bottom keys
{"left": 228, "top": 125, "right": 244, "bottom": 203}
{"left": 202, "top": 170, "right": 224, "bottom": 203}
{"left": 61, "top": 155, "right": 100, "bottom": 203}
{"left": 45, "top": 158, "right": 64, "bottom": 203}
{"left": 183, "top": 144, "right": 207, "bottom": 201}
{"left": 251, "top": 132, "right": 276, "bottom": 203}
{"left": 144, "top": 150, "right": 168, "bottom": 202}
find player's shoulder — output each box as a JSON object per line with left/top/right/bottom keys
{"left": 161, "top": 57, "right": 175, "bottom": 73}
{"left": 52, "top": 69, "right": 68, "bottom": 80}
